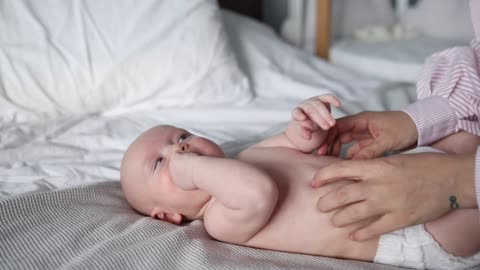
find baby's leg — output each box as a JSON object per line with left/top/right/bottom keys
{"left": 425, "top": 209, "right": 480, "bottom": 257}
{"left": 430, "top": 131, "right": 480, "bottom": 155}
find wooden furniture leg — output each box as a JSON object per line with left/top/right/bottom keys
{"left": 316, "top": 0, "right": 331, "bottom": 60}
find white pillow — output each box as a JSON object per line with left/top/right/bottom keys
{"left": 0, "top": 0, "right": 252, "bottom": 119}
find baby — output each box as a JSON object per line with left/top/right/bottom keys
{"left": 121, "top": 95, "right": 480, "bottom": 269}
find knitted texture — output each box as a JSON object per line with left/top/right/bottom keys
{"left": 0, "top": 182, "right": 402, "bottom": 270}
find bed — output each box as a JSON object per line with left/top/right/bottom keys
{"left": 0, "top": 1, "right": 417, "bottom": 269}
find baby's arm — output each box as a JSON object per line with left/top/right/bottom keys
{"left": 249, "top": 95, "right": 341, "bottom": 153}
{"left": 169, "top": 152, "right": 278, "bottom": 244}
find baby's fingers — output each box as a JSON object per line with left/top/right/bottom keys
{"left": 297, "top": 119, "right": 318, "bottom": 130}
{"left": 316, "top": 94, "right": 341, "bottom": 108}
{"left": 289, "top": 119, "right": 313, "bottom": 139}
{"left": 299, "top": 102, "right": 334, "bottom": 130}
{"left": 292, "top": 107, "right": 307, "bottom": 121}
{"left": 317, "top": 143, "right": 328, "bottom": 155}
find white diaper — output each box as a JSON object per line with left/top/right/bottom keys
{"left": 374, "top": 224, "right": 480, "bottom": 270}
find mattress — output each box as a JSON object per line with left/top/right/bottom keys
{"left": 330, "top": 38, "right": 469, "bottom": 83}
{"left": 0, "top": 8, "right": 417, "bottom": 270}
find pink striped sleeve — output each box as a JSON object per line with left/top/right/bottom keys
{"left": 402, "top": 0, "right": 480, "bottom": 146}
{"left": 403, "top": 97, "right": 457, "bottom": 146}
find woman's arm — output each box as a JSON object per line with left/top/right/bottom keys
{"left": 402, "top": 0, "right": 480, "bottom": 146}
{"left": 311, "top": 150, "right": 478, "bottom": 241}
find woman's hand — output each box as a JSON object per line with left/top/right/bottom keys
{"left": 311, "top": 152, "right": 477, "bottom": 241}
{"left": 329, "top": 111, "right": 418, "bottom": 159}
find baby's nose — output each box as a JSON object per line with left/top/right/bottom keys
{"left": 178, "top": 142, "right": 189, "bottom": 152}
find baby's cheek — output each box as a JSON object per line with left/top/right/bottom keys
{"left": 197, "top": 139, "right": 223, "bottom": 157}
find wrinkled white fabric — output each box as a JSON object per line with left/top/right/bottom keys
{"left": 0, "top": 0, "right": 252, "bottom": 119}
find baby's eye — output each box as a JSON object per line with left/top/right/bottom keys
{"left": 178, "top": 133, "right": 189, "bottom": 143}
{"left": 154, "top": 157, "right": 164, "bottom": 170}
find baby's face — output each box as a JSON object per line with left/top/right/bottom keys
{"left": 121, "top": 125, "right": 224, "bottom": 223}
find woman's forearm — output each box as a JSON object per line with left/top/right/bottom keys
{"left": 453, "top": 152, "right": 478, "bottom": 209}
{"left": 474, "top": 147, "right": 480, "bottom": 209}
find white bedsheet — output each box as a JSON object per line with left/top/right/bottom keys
{"left": 0, "top": 10, "right": 417, "bottom": 199}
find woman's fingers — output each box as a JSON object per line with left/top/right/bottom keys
{"left": 323, "top": 127, "right": 339, "bottom": 155}
{"left": 345, "top": 137, "right": 388, "bottom": 160}
{"left": 330, "top": 197, "right": 383, "bottom": 227}
{"left": 317, "top": 181, "right": 368, "bottom": 212}
{"left": 329, "top": 139, "right": 342, "bottom": 156}
{"left": 312, "top": 160, "right": 367, "bottom": 188}
{"left": 351, "top": 140, "right": 389, "bottom": 160}
{"left": 335, "top": 113, "right": 369, "bottom": 134}
{"left": 345, "top": 142, "right": 361, "bottom": 159}
{"left": 350, "top": 214, "right": 401, "bottom": 242}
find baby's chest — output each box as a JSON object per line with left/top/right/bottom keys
{"left": 239, "top": 148, "right": 319, "bottom": 184}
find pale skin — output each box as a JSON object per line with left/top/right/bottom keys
{"left": 121, "top": 96, "right": 480, "bottom": 262}
{"left": 313, "top": 111, "right": 480, "bottom": 256}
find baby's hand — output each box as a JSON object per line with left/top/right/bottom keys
{"left": 168, "top": 151, "right": 198, "bottom": 190}
{"left": 286, "top": 94, "right": 341, "bottom": 154}
{"left": 293, "top": 94, "right": 341, "bottom": 134}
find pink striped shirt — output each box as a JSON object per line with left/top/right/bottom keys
{"left": 403, "top": 0, "right": 480, "bottom": 209}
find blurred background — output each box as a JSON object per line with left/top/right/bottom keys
{"left": 222, "top": 0, "right": 472, "bottom": 83}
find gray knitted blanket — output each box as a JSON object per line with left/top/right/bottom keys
{"left": 0, "top": 182, "right": 405, "bottom": 270}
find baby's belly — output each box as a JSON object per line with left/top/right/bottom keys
{"left": 244, "top": 178, "right": 379, "bottom": 261}
{"left": 238, "top": 148, "right": 379, "bottom": 260}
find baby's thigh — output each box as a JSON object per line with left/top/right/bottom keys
{"left": 425, "top": 209, "right": 480, "bottom": 257}
{"left": 430, "top": 131, "right": 480, "bottom": 154}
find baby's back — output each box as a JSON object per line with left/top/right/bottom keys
{"left": 237, "top": 147, "right": 378, "bottom": 261}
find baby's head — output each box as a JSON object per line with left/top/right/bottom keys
{"left": 120, "top": 125, "right": 224, "bottom": 224}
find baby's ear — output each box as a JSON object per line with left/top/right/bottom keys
{"left": 151, "top": 208, "right": 182, "bottom": 225}
{"left": 165, "top": 212, "right": 183, "bottom": 225}
{"left": 151, "top": 208, "right": 166, "bottom": 221}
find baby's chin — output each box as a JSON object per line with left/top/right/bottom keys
{"left": 182, "top": 191, "right": 212, "bottom": 219}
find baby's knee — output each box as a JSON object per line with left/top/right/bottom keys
{"left": 425, "top": 209, "right": 480, "bottom": 257}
